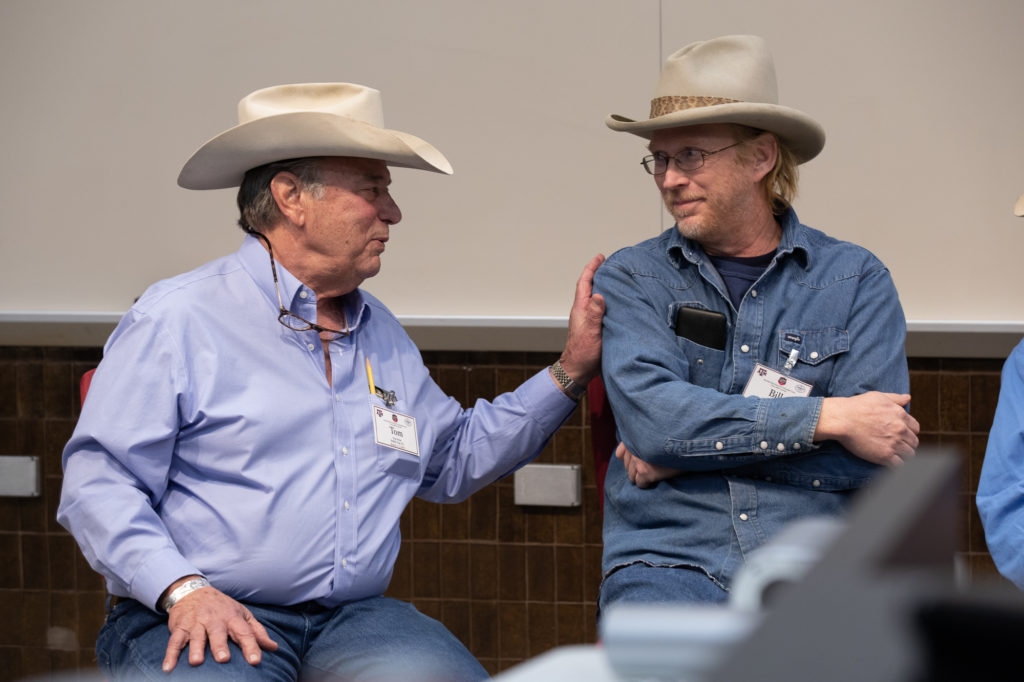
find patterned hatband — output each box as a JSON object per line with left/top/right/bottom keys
{"left": 649, "top": 95, "right": 741, "bottom": 118}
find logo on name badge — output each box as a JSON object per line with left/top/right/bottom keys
{"left": 757, "top": 367, "right": 768, "bottom": 377}
{"left": 392, "top": 414, "right": 399, "bottom": 422}
{"left": 376, "top": 408, "right": 383, "bottom": 417}
{"left": 778, "top": 377, "right": 787, "bottom": 386}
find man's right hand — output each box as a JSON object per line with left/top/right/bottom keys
{"left": 814, "top": 392, "right": 921, "bottom": 467}
{"left": 161, "top": 578, "right": 278, "bottom": 673}
{"left": 617, "top": 442, "right": 682, "bottom": 489}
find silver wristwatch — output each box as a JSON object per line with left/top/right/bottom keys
{"left": 551, "top": 360, "right": 586, "bottom": 401}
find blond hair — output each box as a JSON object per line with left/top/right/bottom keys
{"left": 733, "top": 127, "right": 800, "bottom": 215}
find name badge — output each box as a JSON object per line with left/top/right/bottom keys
{"left": 371, "top": 404, "right": 420, "bottom": 456}
{"left": 742, "top": 363, "right": 813, "bottom": 399}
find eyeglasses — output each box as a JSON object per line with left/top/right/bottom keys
{"left": 640, "top": 140, "right": 747, "bottom": 175}
{"left": 252, "top": 231, "right": 350, "bottom": 340}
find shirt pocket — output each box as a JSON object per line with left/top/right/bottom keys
{"left": 369, "top": 396, "right": 423, "bottom": 480}
{"left": 777, "top": 328, "right": 849, "bottom": 394}
{"left": 668, "top": 301, "right": 727, "bottom": 388}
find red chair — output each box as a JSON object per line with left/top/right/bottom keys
{"left": 80, "top": 368, "right": 96, "bottom": 406}
{"left": 588, "top": 376, "right": 617, "bottom": 512}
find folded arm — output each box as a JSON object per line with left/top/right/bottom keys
{"left": 596, "top": 256, "right": 915, "bottom": 483}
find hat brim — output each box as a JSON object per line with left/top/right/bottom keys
{"left": 607, "top": 102, "right": 825, "bottom": 164}
{"left": 178, "top": 111, "right": 453, "bottom": 190}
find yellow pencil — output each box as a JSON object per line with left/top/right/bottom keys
{"left": 366, "top": 357, "right": 376, "bottom": 395}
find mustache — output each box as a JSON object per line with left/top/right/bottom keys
{"left": 665, "top": 191, "right": 702, "bottom": 203}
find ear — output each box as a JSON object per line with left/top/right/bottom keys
{"left": 748, "top": 134, "right": 778, "bottom": 182}
{"left": 269, "top": 171, "right": 306, "bottom": 227}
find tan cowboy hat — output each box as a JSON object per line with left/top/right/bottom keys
{"left": 607, "top": 34, "right": 825, "bottom": 164}
{"left": 1015, "top": 192, "right": 1024, "bottom": 217}
{"left": 178, "top": 82, "right": 452, "bottom": 190}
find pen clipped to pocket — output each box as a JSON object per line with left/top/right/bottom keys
{"left": 673, "top": 306, "right": 728, "bottom": 351}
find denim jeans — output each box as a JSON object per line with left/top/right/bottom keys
{"left": 96, "top": 596, "right": 488, "bottom": 681}
{"left": 599, "top": 562, "right": 728, "bottom": 618}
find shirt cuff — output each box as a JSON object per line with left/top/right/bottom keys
{"left": 131, "top": 547, "right": 203, "bottom": 612}
{"left": 520, "top": 367, "right": 579, "bottom": 425}
{"left": 757, "top": 394, "right": 824, "bottom": 455}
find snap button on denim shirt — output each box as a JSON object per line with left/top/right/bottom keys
{"left": 595, "top": 208, "right": 909, "bottom": 590}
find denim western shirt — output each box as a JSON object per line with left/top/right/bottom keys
{"left": 594, "top": 208, "right": 909, "bottom": 590}
{"left": 976, "top": 339, "right": 1024, "bottom": 588}
{"left": 58, "top": 235, "right": 577, "bottom": 612}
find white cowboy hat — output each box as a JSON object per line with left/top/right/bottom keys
{"left": 178, "top": 82, "right": 452, "bottom": 190}
{"left": 607, "top": 35, "right": 826, "bottom": 164}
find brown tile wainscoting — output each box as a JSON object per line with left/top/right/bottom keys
{"left": 0, "top": 347, "right": 1015, "bottom": 679}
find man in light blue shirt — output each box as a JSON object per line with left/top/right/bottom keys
{"left": 593, "top": 36, "right": 919, "bottom": 610}
{"left": 976, "top": 195, "right": 1024, "bottom": 589}
{"left": 58, "top": 83, "right": 605, "bottom": 680}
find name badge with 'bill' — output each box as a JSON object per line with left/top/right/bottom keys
{"left": 372, "top": 405, "right": 420, "bottom": 456}
{"left": 742, "top": 363, "right": 813, "bottom": 399}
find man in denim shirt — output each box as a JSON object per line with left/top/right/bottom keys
{"left": 594, "top": 35, "right": 920, "bottom": 609}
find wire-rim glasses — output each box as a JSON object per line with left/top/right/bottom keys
{"left": 251, "top": 231, "right": 350, "bottom": 340}
{"left": 640, "top": 139, "right": 747, "bottom": 176}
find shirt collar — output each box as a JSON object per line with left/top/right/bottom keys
{"left": 666, "top": 206, "right": 811, "bottom": 267}
{"left": 237, "top": 233, "right": 371, "bottom": 333}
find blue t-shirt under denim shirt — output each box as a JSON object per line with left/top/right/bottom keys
{"left": 709, "top": 251, "right": 775, "bottom": 310}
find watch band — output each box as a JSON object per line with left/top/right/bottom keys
{"left": 551, "top": 360, "right": 586, "bottom": 401}
{"left": 161, "top": 576, "right": 210, "bottom": 612}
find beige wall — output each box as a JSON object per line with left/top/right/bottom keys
{"left": 1, "top": 0, "right": 1023, "bottom": 329}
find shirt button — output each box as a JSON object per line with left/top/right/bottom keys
{"left": 307, "top": 342, "right": 316, "bottom": 351}
{"left": 342, "top": 558, "right": 348, "bottom": 568}
{"left": 776, "top": 443, "right": 785, "bottom": 451}
{"left": 750, "top": 289, "right": 757, "bottom": 297}
{"left": 794, "top": 443, "right": 801, "bottom": 450}
{"left": 342, "top": 447, "right": 349, "bottom": 456}
{"left": 299, "top": 290, "right": 308, "bottom": 299}
{"left": 760, "top": 441, "right": 769, "bottom": 450}
{"left": 715, "top": 442, "right": 724, "bottom": 451}
{"left": 812, "top": 480, "right": 821, "bottom": 488}
{"left": 810, "top": 351, "right": 819, "bottom": 359}
{"left": 741, "top": 344, "right": 750, "bottom": 353}
{"left": 739, "top": 513, "right": 749, "bottom": 521}
{"left": 344, "top": 501, "right": 350, "bottom": 511}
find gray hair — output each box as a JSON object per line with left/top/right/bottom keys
{"left": 236, "top": 157, "right": 327, "bottom": 233}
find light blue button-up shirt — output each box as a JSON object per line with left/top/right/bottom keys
{"left": 594, "top": 209, "right": 909, "bottom": 591}
{"left": 977, "top": 339, "right": 1024, "bottom": 588}
{"left": 58, "top": 235, "right": 576, "bottom": 611}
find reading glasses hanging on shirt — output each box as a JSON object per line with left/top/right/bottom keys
{"left": 640, "top": 139, "right": 747, "bottom": 175}
{"left": 252, "top": 231, "right": 350, "bottom": 341}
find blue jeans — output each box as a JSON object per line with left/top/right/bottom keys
{"left": 96, "top": 596, "right": 488, "bottom": 681}
{"left": 598, "top": 562, "right": 728, "bottom": 619}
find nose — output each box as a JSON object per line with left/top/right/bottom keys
{"left": 659, "top": 164, "right": 690, "bottom": 189}
{"left": 380, "top": 193, "right": 402, "bottom": 225}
